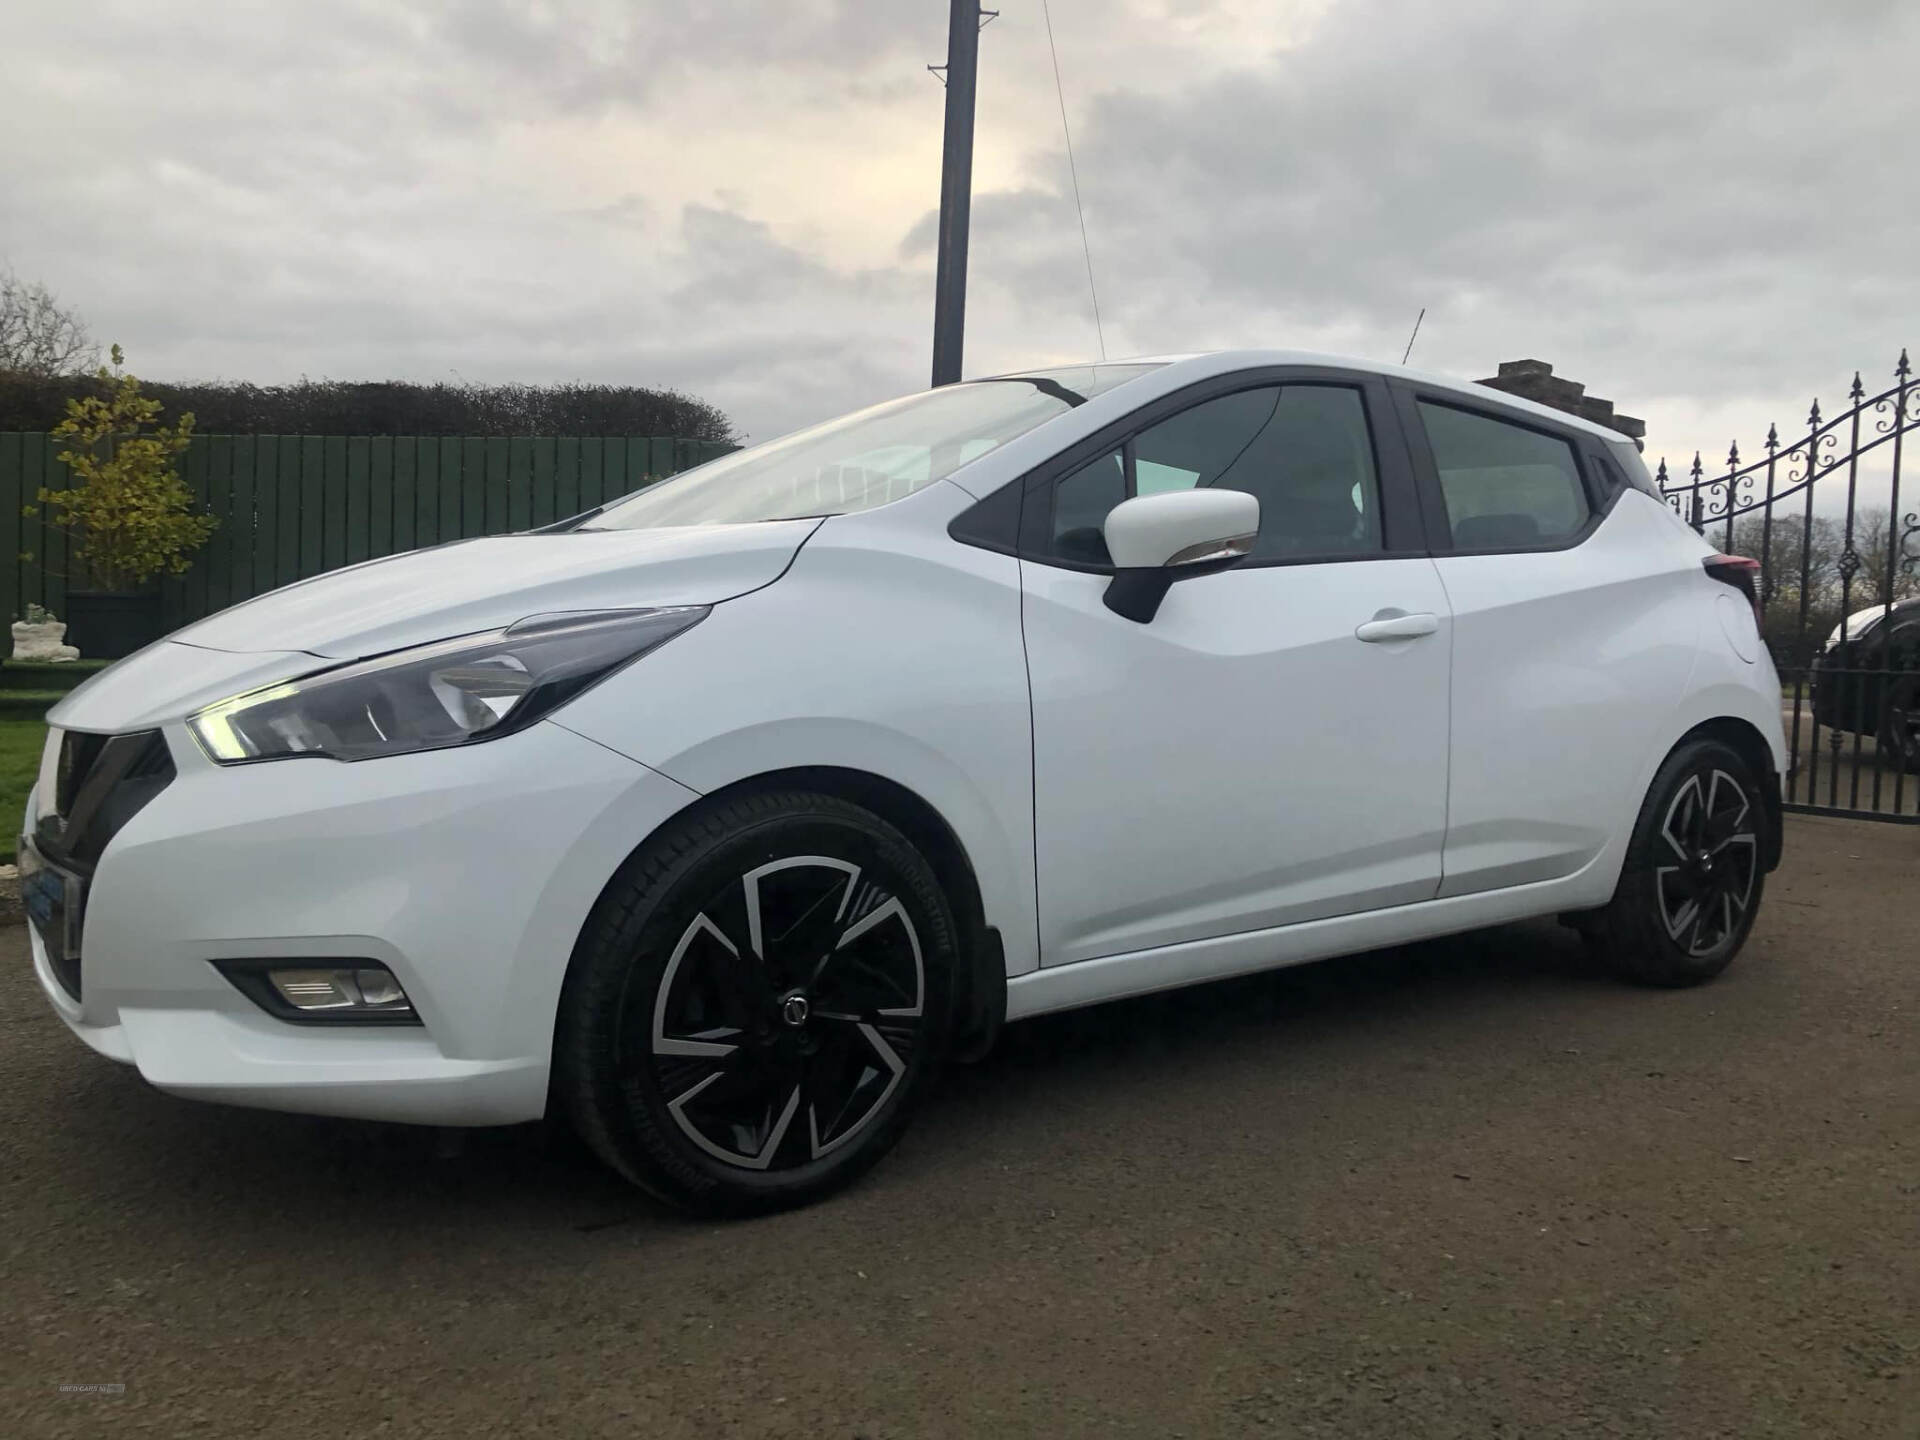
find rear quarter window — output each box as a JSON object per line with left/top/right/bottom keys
{"left": 1417, "top": 401, "right": 1590, "bottom": 550}
{"left": 1606, "top": 439, "right": 1665, "bottom": 500}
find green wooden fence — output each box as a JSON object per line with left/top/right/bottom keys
{"left": 0, "top": 432, "right": 735, "bottom": 631}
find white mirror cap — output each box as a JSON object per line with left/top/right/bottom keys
{"left": 1103, "top": 489, "right": 1261, "bottom": 570}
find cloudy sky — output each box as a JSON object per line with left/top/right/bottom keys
{"left": 3, "top": 0, "right": 1915, "bottom": 498}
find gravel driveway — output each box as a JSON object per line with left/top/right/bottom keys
{"left": 4, "top": 814, "right": 1915, "bottom": 1438}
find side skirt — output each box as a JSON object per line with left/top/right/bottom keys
{"left": 1004, "top": 867, "right": 1609, "bottom": 1022}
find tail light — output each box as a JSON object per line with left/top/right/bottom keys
{"left": 1704, "top": 554, "right": 1764, "bottom": 630}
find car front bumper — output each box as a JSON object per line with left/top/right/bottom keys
{"left": 26, "top": 718, "right": 700, "bottom": 1126}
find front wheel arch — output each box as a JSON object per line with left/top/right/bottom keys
{"left": 701, "top": 769, "right": 1005, "bottom": 1063}
{"left": 553, "top": 766, "right": 1006, "bottom": 1088}
{"left": 552, "top": 787, "right": 963, "bottom": 1211}
{"left": 702, "top": 771, "right": 1006, "bottom": 1067}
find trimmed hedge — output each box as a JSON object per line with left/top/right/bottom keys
{"left": 0, "top": 373, "right": 734, "bottom": 443}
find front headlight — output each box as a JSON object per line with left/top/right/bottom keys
{"left": 187, "top": 606, "right": 708, "bottom": 764}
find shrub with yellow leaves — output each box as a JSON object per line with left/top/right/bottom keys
{"left": 38, "top": 345, "right": 216, "bottom": 591}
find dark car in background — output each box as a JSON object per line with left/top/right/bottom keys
{"left": 1810, "top": 598, "right": 1920, "bottom": 773}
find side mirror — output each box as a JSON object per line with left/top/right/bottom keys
{"left": 1101, "top": 489, "right": 1260, "bottom": 623}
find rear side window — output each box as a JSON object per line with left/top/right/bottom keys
{"left": 1417, "top": 401, "right": 1590, "bottom": 550}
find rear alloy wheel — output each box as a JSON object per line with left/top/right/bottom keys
{"left": 1879, "top": 676, "right": 1920, "bottom": 775}
{"left": 1588, "top": 738, "right": 1768, "bottom": 987}
{"left": 557, "top": 792, "right": 957, "bottom": 1215}
{"left": 1651, "top": 768, "right": 1761, "bottom": 959}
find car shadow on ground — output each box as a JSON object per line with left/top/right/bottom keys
{"left": 41, "top": 916, "right": 1609, "bottom": 1240}
{"left": 978, "top": 915, "right": 1605, "bottom": 1083}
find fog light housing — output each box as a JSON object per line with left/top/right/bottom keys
{"left": 217, "top": 960, "right": 420, "bottom": 1025}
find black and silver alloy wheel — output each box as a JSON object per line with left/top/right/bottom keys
{"left": 648, "top": 857, "right": 926, "bottom": 1171}
{"left": 1587, "top": 736, "right": 1770, "bottom": 988}
{"left": 1653, "top": 768, "right": 1759, "bottom": 958}
{"left": 557, "top": 791, "right": 957, "bottom": 1215}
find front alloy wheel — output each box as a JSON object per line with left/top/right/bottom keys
{"left": 648, "top": 857, "right": 927, "bottom": 1171}
{"left": 557, "top": 792, "right": 957, "bottom": 1215}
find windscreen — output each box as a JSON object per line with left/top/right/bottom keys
{"left": 580, "top": 364, "right": 1160, "bottom": 529}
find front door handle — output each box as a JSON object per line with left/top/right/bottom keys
{"left": 1355, "top": 611, "right": 1439, "bottom": 643}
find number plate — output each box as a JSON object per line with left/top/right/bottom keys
{"left": 19, "top": 837, "right": 85, "bottom": 974}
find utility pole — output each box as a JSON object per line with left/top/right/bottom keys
{"left": 930, "top": 0, "right": 981, "bottom": 387}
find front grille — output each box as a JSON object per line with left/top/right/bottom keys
{"left": 55, "top": 730, "right": 111, "bottom": 818}
{"left": 31, "top": 729, "right": 175, "bottom": 1001}
{"left": 38, "top": 728, "right": 174, "bottom": 869}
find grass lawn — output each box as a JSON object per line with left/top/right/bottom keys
{"left": 0, "top": 660, "right": 108, "bottom": 862}
{"left": 0, "top": 718, "right": 46, "bottom": 863}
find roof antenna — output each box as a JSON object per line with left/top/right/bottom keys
{"left": 1041, "top": 0, "right": 1106, "bottom": 361}
{"left": 1400, "top": 307, "right": 1426, "bottom": 366}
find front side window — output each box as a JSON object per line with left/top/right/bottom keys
{"left": 582, "top": 364, "right": 1160, "bottom": 530}
{"left": 1418, "top": 402, "right": 1590, "bottom": 549}
{"left": 1038, "top": 384, "right": 1384, "bottom": 564}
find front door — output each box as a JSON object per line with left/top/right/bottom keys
{"left": 1020, "top": 375, "right": 1453, "bottom": 966}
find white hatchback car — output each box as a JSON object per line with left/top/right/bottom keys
{"left": 26, "top": 351, "right": 1786, "bottom": 1213}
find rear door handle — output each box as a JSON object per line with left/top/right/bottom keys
{"left": 1355, "top": 611, "right": 1439, "bottom": 643}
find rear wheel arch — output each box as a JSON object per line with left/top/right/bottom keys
{"left": 1676, "top": 717, "right": 1783, "bottom": 871}
{"left": 1579, "top": 731, "right": 1771, "bottom": 987}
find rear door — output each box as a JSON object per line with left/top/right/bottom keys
{"left": 1393, "top": 385, "right": 1701, "bottom": 895}
{"left": 1019, "top": 369, "right": 1455, "bottom": 965}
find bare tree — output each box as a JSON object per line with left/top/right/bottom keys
{"left": 1849, "top": 508, "right": 1920, "bottom": 606}
{"left": 1734, "top": 507, "right": 1919, "bottom": 608}
{"left": 1732, "top": 512, "right": 1836, "bottom": 602}
{"left": 1731, "top": 505, "right": 1919, "bottom": 673}
{"left": 0, "top": 266, "right": 97, "bottom": 376}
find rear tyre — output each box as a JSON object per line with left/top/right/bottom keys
{"left": 1879, "top": 676, "right": 1920, "bottom": 775}
{"left": 1588, "top": 738, "right": 1768, "bottom": 988}
{"left": 556, "top": 791, "right": 958, "bottom": 1216}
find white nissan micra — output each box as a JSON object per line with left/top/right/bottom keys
{"left": 25, "top": 351, "right": 1786, "bottom": 1214}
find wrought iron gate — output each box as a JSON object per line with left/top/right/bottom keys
{"left": 1658, "top": 351, "right": 1920, "bottom": 822}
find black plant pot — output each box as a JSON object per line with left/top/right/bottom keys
{"left": 65, "top": 590, "right": 163, "bottom": 660}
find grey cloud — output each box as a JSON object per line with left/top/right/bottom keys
{"left": 413, "top": 0, "right": 940, "bottom": 115}
{"left": 969, "top": 0, "right": 1918, "bottom": 427}
{"left": 3, "top": 0, "right": 1915, "bottom": 456}
{"left": 0, "top": 0, "right": 958, "bottom": 435}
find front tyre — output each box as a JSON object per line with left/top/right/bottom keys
{"left": 557, "top": 791, "right": 958, "bottom": 1216}
{"left": 1589, "top": 738, "right": 1768, "bottom": 988}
